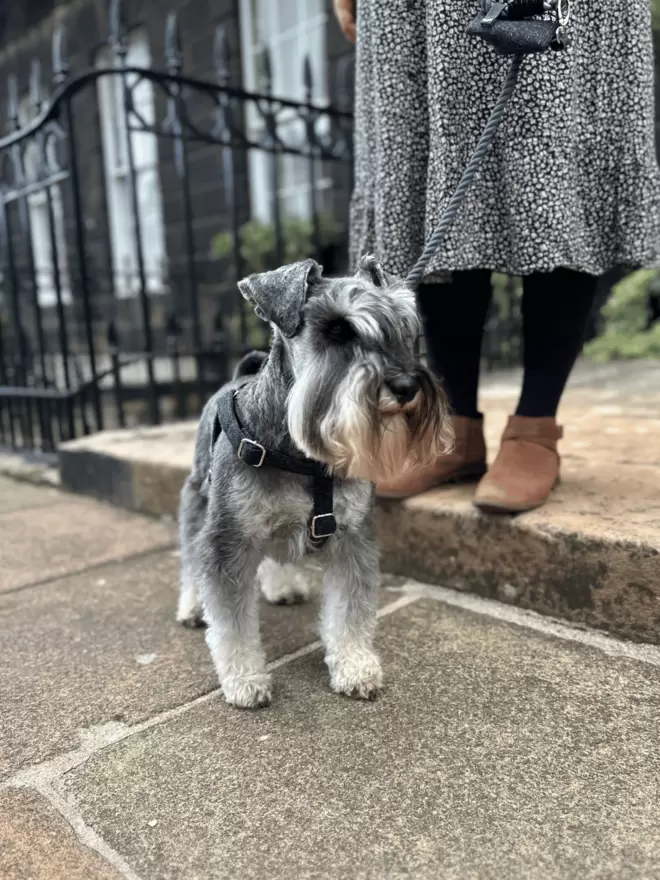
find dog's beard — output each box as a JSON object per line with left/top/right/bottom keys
{"left": 288, "top": 361, "right": 453, "bottom": 482}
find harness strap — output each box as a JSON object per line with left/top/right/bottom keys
{"left": 210, "top": 389, "right": 337, "bottom": 549}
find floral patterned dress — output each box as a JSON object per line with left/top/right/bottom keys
{"left": 350, "top": 0, "right": 660, "bottom": 280}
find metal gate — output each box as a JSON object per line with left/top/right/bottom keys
{"left": 0, "top": 0, "right": 522, "bottom": 459}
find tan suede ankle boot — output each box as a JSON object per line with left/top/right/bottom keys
{"left": 473, "top": 415, "right": 562, "bottom": 514}
{"left": 376, "top": 415, "right": 487, "bottom": 500}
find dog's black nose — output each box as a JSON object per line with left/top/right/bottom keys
{"left": 387, "top": 374, "right": 420, "bottom": 404}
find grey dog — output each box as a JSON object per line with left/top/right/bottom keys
{"left": 177, "top": 255, "right": 451, "bottom": 708}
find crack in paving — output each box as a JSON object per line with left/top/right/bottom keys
{"left": 0, "top": 543, "right": 177, "bottom": 597}
{"left": 0, "top": 592, "right": 421, "bottom": 879}
{"left": 4, "top": 582, "right": 659, "bottom": 879}
{"left": 4, "top": 722, "right": 144, "bottom": 880}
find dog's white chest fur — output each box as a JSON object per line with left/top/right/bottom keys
{"left": 232, "top": 467, "right": 373, "bottom": 563}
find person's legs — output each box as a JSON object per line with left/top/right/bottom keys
{"left": 516, "top": 269, "right": 599, "bottom": 417}
{"left": 376, "top": 270, "right": 492, "bottom": 499}
{"left": 475, "top": 268, "right": 599, "bottom": 514}
{"left": 417, "top": 270, "right": 493, "bottom": 418}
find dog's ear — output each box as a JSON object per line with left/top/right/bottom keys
{"left": 355, "top": 254, "right": 394, "bottom": 288}
{"left": 238, "top": 260, "right": 322, "bottom": 337}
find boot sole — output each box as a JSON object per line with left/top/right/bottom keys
{"left": 473, "top": 476, "right": 561, "bottom": 516}
{"left": 377, "top": 462, "right": 488, "bottom": 501}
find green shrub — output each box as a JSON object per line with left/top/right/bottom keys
{"left": 210, "top": 214, "right": 344, "bottom": 350}
{"left": 211, "top": 215, "right": 344, "bottom": 276}
{"left": 584, "top": 324, "right": 660, "bottom": 361}
{"left": 492, "top": 273, "right": 522, "bottom": 318}
{"left": 584, "top": 269, "right": 660, "bottom": 362}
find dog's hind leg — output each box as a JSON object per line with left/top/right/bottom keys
{"left": 321, "top": 523, "right": 383, "bottom": 700}
{"left": 177, "top": 476, "right": 207, "bottom": 628}
{"left": 258, "top": 557, "right": 313, "bottom": 605}
{"left": 197, "top": 531, "right": 270, "bottom": 709}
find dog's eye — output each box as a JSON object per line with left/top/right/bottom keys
{"left": 324, "top": 318, "right": 355, "bottom": 344}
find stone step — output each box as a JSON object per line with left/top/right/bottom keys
{"left": 57, "top": 362, "right": 660, "bottom": 644}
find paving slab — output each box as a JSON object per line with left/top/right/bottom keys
{"left": 0, "top": 475, "right": 61, "bottom": 514}
{"left": 64, "top": 599, "right": 660, "bottom": 880}
{"left": 0, "top": 787, "right": 121, "bottom": 880}
{"left": 0, "top": 452, "right": 59, "bottom": 488}
{"left": 0, "top": 492, "right": 175, "bottom": 593}
{"left": 0, "top": 551, "right": 397, "bottom": 780}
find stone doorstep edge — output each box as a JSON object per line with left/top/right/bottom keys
{"left": 376, "top": 501, "right": 660, "bottom": 646}
{"left": 57, "top": 442, "right": 660, "bottom": 647}
{"left": 58, "top": 444, "right": 188, "bottom": 520}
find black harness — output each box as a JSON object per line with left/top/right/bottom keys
{"left": 209, "top": 389, "right": 337, "bottom": 550}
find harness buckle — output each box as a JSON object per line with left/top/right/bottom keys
{"left": 310, "top": 513, "right": 337, "bottom": 540}
{"left": 237, "top": 438, "right": 267, "bottom": 468}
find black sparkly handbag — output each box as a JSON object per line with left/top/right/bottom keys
{"left": 467, "top": 0, "right": 570, "bottom": 55}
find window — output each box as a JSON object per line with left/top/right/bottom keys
{"left": 20, "top": 100, "right": 71, "bottom": 308}
{"left": 97, "top": 30, "right": 166, "bottom": 298}
{"left": 239, "top": 0, "right": 329, "bottom": 221}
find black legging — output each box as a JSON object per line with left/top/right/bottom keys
{"left": 418, "top": 269, "right": 599, "bottom": 419}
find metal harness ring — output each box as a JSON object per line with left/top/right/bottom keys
{"left": 557, "top": 0, "right": 571, "bottom": 26}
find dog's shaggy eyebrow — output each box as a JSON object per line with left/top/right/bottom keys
{"left": 305, "top": 280, "right": 419, "bottom": 350}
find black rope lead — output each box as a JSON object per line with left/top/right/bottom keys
{"left": 405, "top": 54, "right": 524, "bottom": 291}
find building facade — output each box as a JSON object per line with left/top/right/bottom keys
{"left": 0, "top": 0, "right": 354, "bottom": 356}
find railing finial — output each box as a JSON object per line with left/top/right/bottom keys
{"left": 52, "top": 24, "right": 69, "bottom": 85}
{"left": 260, "top": 45, "right": 272, "bottom": 93}
{"left": 109, "top": 0, "right": 127, "bottom": 55}
{"left": 303, "top": 55, "right": 313, "bottom": 98}
{"left": 165, "top": 312, "right": 182, "bottom": 341}
{"left": 107, "top": 319, "right": 120, "bottom": 350}
{"left": 165, "top": 12, "right": 183, "bottom": 74}
{"left": 7, "top": 75, "right": 19, "bottom": 130}
{"left": 213, "top": 25, "right": 230, "bottom": 85}
{"left": 29, "top": 59, "right": 43, "bottom": 114}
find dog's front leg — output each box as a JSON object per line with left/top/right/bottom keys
{"left": 321, "top": 524, "right": 383, "bottom": 700}
{"left": 196, "top": 533, "right": 270, "bottom": 709}
{"left": 177, "top": 476, "right": 207, "bottom": 628}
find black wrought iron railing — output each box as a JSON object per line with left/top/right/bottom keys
{"left": 0, "top": 0, "right": 522, "bottom": 459}
{"left": 0, "top": 0, "right": 356, "bottom": 456}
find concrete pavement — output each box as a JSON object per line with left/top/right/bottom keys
{"left": 1, "top": 477, "right": 660, "bottom": 879}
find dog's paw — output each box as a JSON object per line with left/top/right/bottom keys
{"left": 177, "top": 610, "right": 206, "bottom": 628}
{"left": 176, "top": 592, "right": 205, "bottom": 628}
{"left": 222, "top": 672, "right": 273, "bottom": 709}
{"left": 264, "top": 580, "right": 311, "bottom": 606}
{"left": 258, "top": 561, "right": 312, "bottom": 606}
{"left": 327, "top": 653, "right": 383, "bottom": 701}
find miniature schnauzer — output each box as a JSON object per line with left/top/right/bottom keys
{"left": 177, "top": 255, "right": 451, "bottom": 709}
